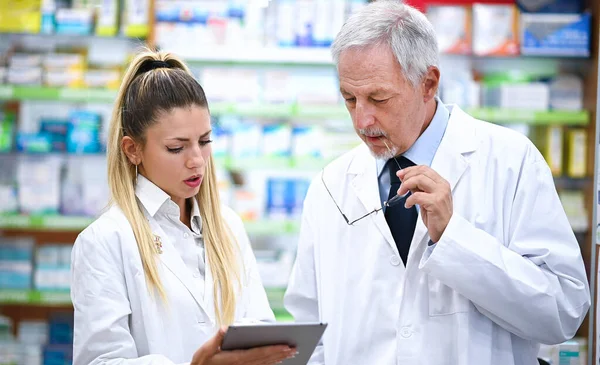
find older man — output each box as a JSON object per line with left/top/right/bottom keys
{"left": 284, "top": 2, "right": 590, "bottom": 365}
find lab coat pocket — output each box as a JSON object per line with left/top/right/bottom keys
{"left": 428, "top": 276, "right": 472, "bottom": 316}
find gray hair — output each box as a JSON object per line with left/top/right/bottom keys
{"left": 331, "top": 1, "right": 439, "bottom": 88}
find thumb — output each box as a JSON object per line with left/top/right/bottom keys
{"left": 215, "top": 326, "right": 228, "bottom": 347}
{"left": 206, "top": 326, "right": 228, "bottom": 353}
{"left": 191, "top": 327, "right": 229, "bottom": 365}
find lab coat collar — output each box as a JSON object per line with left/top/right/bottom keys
{"left": 405, "top": 104, "right": 477, "bottom": 264}
{"left": 145, "top": 214, "right": 213, "bottom": 322}
{"left": 190, "top": 196, "right": 202, "bottom": 236}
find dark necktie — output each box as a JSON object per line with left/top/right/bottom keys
{"left": 384, "top": 156, "right": 418, "bottom": 265}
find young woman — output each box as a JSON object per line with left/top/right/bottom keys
{"left": 70, "top": 50, "right": 297, "bottom": 365}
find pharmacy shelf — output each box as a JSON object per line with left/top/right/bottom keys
{"left": 554, "top": 176, "right": 592, "bottom": 190}
{"left": 0, "top": 214, "right": 300, "bottom": 235}
{"left": 0, "top": 214, "right": 94, "bottom": 231}
{"left": 178, "top": 46, "right": 334, "bottom": 66}
{"left": 214, "top": 156, "right": 330, "bottom": 171}
{"left": 243, "top": 220, "right": 300, "bottom": 236}
{"left": 0, "top": 288, "right": 293, "bottom": 321}
{"left": 0, "top": 86, "right": 588, "bottom": 125}
{"left": 466, "top": 108, "right": 589, "bottom": 125}
{"left": 210, "top": 102, "right": 349, "bottom": 119}
{"left": 0, "top": 290, "right": 71, "bottom": 306}
{"left": 266, "top": 286, "right": 293, "bottom": 322}
{"left": 0, "top": 85, "right": 117, "bottom": 103}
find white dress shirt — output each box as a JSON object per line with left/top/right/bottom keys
{"left": 136, "top": 175, "right": 206, "bottom": 297}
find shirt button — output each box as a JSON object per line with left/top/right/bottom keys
{"left": 390, "top": 255, "right": 401, "bottom": 266}
{"left": 184, "top": 233, "right": 190, "bottom": 239}
{"left": 400, "top": 327, "right": 412, "bottom": 338}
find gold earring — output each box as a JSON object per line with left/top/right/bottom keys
{"left": 135, "top": 164, "right": 138, "bottom": 184}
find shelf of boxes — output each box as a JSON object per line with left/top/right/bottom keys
{"left": 0, "top": 213, "right": 299, "bottom": 236}
{"left": 0, "top": 288, "right": 292, "bottom": 321}
{"left": 0, "top": 85, "right": 591, "bottom": 125}
{"left": 181, "top": 47, "right": 334, "bottom": 66}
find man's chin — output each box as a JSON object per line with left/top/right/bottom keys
{"left": 366, "top": 143, "right": 396, "bottom": 160}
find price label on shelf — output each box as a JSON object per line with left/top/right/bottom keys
{"left": 0, "top": 214, "right": 29, "bottom": 228}
{"left": 0, "top": 290, "right": 28, "bottom": 303}
{"left": 40, "top": 291, "right": 71, "bottom": 304}
{"left": 58, "top": 88, "right": 116, "bottom": 103}
{"left": 42, "top": 216, "right": 93, "bottom": 230}
{"left": 0, "top": 85, "right": 14, "bottom": 100}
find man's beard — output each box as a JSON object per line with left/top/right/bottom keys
{"left": 358, "top": 128, "right": 398, "bottom": 160}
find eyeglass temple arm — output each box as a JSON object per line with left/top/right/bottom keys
{"left": 321, "top": 170, "right": 351, "bottom": 225}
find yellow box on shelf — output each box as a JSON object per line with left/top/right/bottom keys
{"left": 122, "top": 0, "right": 150, "bottom": 38}
{"left": 0, "top": 0, "right": 42, "bottom": 34}
{"left": 565, "top": 128, "right": 588, "bottom": 178}
{"left": 530, "top": 126, "right": 564, "bottom": 176}
{"left": 96, "top": 0, "right": 120, "bottom": 37}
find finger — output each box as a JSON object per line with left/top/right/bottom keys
{"left": 398, "top": 165, "right": 444, "bottom": 184}
{"left": 397, "top": 175, "right": 437, "bottom": 196}
{"left": 243, "top": 345, "right": 296, "bottom": 364}
{"left": 259, "top": 346, "right": 296, "bottom": 364}
{"left": 404, "top": 191, "right": 432, "bottom": 209}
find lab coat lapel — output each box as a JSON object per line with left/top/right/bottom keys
{"left": 407, "top": 105, "right": 478, "bottom": 263}
{"left": 347, "top": 145, "right": 398, "bottom": 254}
{"left": 203, "top": 249, "right": 216, "bottom": 321}
{"left": 146, "top": 214, "right": 211, "bottom": 319}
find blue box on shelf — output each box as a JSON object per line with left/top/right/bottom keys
{"left": 43, "top": 344, "right": 73, "bottom": 365}
{"left": 520, "top": 12, "right": 591, "bottom": 57}
{"left": 266, "top": 178, "right": 290, "bottom": 219}
{"left": 16, "top": 133, "right": 53, "bottom": 153}
{"left": 48, "top": 312, "right": 74, "bottom": 345}
{"left": 67, "top": 110, "right": 102, "bottom": 154}
{"left": 266, "top": 177, "right": 311, "bottom": 219}
{"left": 0, "top": 270, "right": 32, "bottom": 290}
{"left": 517, "top": 0, "right": 583, "bottom": 13}
{"left": 40, "top": 119, "right": 69, "bottom": 152}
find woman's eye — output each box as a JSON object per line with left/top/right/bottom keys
{"left": 167, "top": 147, "right": 183, "bottom": 154}
{"left": 200, "top": 139, "right": 213, "bottom": 146}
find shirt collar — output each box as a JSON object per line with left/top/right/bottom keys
{"left": 377, "top": 97, "right": 449, "bottom": 176}
{"left": 135, "top": 174, "right": 171, "bottom": 217}
{"left": 135, "top": 174, "right": 203, "bottom": 234}
{"left": 135, "top": 175, "right": 201, "bottom": 222}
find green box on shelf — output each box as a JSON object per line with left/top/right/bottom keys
{"left": 0, "top": 111, "right": 15, "bottom": 152}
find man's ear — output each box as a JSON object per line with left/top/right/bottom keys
{"left": 422, "top": 66, "right": 440, "bottom": 102}
{"left": 121, "top": 136, "right": 142, "bottom": 166}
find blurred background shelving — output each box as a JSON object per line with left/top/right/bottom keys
{"left": 0, "top": 0, "right": 598, "bottom": 364}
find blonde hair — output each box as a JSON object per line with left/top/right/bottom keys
{"left": 107, "top": 49, "right": 241, "bottom": 325}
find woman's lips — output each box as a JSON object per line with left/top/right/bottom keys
{"left": 184, "top": 176, "right": 202, "bottom": 188}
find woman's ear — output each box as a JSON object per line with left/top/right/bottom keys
{"left": 121, "top": 136, "right": 141, "bottom": 166}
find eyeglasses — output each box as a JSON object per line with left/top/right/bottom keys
{"left": 321, "top": 169, "right": 383, "bottom": 226}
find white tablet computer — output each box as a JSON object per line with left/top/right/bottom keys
{"left": 221, "top": 322, "right": 327, "bottom": 365}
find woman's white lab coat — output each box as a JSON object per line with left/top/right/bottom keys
{"left": 71, "top": 204, "right": 274, "bottom": 365}
{"left": 284, "top": 105, "right": 591, "bottom": 365}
